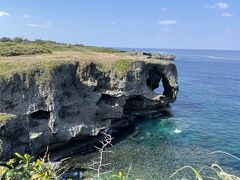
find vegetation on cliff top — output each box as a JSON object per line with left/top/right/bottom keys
{"left": 0, "top": 37, "right": 123, "bottom": 78}
{"left": 0, "top": 37, "right": 173, "bottom": 80}
{"left": 0, "top": 37, "right": 120, "bottom": 57}
{"left": 114, "top": 59, "right": 133, "bottom": 74}
{"left": 97, "top": 58, "right": 134, "bottom": 75}
{"left": 0, "top": 44, "right": 51, "bottom": 57}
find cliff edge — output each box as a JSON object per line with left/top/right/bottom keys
{"left": 0, "top": 48, "right": 178, "bottom": 159}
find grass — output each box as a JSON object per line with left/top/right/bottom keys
{"left": 82, "top": 46, "right": 121, "bottom": 53}
{"left": 170, "top": 151, "right": 240, "bottom": 180}
{"left": 0, "top": 113, "right": 16, "bottom": 125}
{"left": 96, "top": 59, "right": 134, "bottom": 75}
{"left": 0, "top": 40, "right": 121, "bottom": 57}
{"left": 114, "top": 59, "right": 133, "bottom": 74}
{"left": 0, "top": 37, "right": 173, "bottom": 82}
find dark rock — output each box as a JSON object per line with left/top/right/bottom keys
{"left": 0, "top": 60, "right": 178, "bottom": 159}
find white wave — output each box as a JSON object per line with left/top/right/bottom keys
{"left": 174, "top": 128, "right": 182, "bottom": 134}
{"left": 208, "top": 55, "right": 225, "bottom": 59}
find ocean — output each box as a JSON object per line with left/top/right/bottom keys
{"left": 73, "top": 49, "right": 240, "bottom": 179}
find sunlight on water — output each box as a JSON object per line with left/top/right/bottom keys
{"left": 72, "top": 49, "right": 240, "bottom": 179}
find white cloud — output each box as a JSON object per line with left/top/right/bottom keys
{"left": 27, "top": 22, "right": 54, "bottom": 28}
{"left": 24, "top": 14, "right": 30, "bottom": 18}
{"left": 27, "top": 24, "right": 39, "bottom": 27}
{"left": 153, "top": 8, "right": 168, "bottom": 15}
{"left": 161, "top": 8, "right": 168, "bottom": 11}
{"left": 0, "top": 11, "right": 10, "bottom": 17}
{"left": 208, "top": 2, "right": 229, "bottom": 9}
{"left": 222, "top": 13, "right": 234, "bottom": 17}
{"left": 157, "top": 20, "right": 177, "bottom": 25}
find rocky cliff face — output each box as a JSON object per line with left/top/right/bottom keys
{"left": 0, "top": 59, "right": 178, "bottom": 159}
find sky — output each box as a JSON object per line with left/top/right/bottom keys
{"left": 0, "top": 0, "right": 240, "bottom": 50}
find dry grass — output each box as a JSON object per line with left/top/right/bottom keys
{"left": 0, "top": 47, "right": 173, "bottom": 79}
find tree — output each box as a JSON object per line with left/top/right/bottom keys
{"left": 0, "top": 37, "right": 12, "bottom": 42}
{"left": 13, "top": 37, "right": 23, "bottom": 43}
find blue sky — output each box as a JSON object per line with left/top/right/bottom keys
{"left": 0, "top": 0, "right": 240, "bottom": 50}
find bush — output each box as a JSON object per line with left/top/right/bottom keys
{"left": 0, "top": 44, "right": 52, "bottom": 56}
{"left": 0, "top": 37, "right": 13, "bottom": 42}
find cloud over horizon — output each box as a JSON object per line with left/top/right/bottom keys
{"left": 157, "top": 20, "right": 177, "bottom": 25}
{"left": 161, "top": 8, "right": 168, "bottom": 11}
{"left": 222, "top": 13, "right": 234, "bottom": 17}
{"left": 208, "top": 2, "right": 229, "bottom": 9}
{"left": 27, "top": 22, "right": 54, "bottom": 28}
{"left": 0, "top": 11, "right": 10, "bottom": 17}
{"left": 27, "top": 24, "right": 39, "bottom": 27}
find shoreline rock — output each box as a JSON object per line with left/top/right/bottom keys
{"left": 129, "top": 51, "right": 175, "bottom": 61}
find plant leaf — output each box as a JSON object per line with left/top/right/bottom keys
{"left": 15, "top": 152, "right": 24, "bottom": 160}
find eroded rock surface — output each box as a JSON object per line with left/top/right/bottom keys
{"left": 0, "top": 58, "right": 178, "bottom": 159}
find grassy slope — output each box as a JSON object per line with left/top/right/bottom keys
{"left": 0, "top": 41, "right": 172, "bottom": 79}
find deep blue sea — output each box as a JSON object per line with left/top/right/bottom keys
{"left": 75, "top": 49, "right": 240, "bottom": 179}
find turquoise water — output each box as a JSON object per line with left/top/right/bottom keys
{"left": 74, "top": 49, "right": 240, "bottom": 179}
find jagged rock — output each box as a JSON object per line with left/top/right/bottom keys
{"left": 152, "top": 53, "right": 175, "bottom": 61}
{"left": 0, "top": 60, "right": 178, "bottom": 159}
{"left": 129, "top": 51, "right": 175, "bottom": 61}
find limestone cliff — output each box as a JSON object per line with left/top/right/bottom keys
{"left": 0, "top": 52, "right": 178, "bottom": 159}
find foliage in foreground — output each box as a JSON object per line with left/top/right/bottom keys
{"left": 1, "top": 137, "right": 239, "bottom": 180}
{"left": 0, "top": 153, "right": 58, "bottom": 180}
{"left": 0, "top": 152, "right": 130, "bottom": 180}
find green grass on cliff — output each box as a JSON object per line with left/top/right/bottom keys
{"left": 114, "top": 59, "right": 133, "bottom": 74}
{"left": 96, "top": 58, "right": 134, "bottom": 75}
{"left": 0, "top": 38, "right": 124, "bottom": 79}
{"left": 0, "top": 38, "right": 121, "bottom": 57}
{"left": 0, "top": 37, "right": 173, "bottom": 82}
{"left": 0, "top": 60, "right": 74, "bottom": 85}
{"left": 0, "top": 113, "right": 16, "bottom": 125}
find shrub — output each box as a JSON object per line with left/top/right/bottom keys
{"left": 0, "top": 37, "right": 13, "bottom": 42}
{"left": 0, "top": 44, "right": 52, "bottom": 56}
